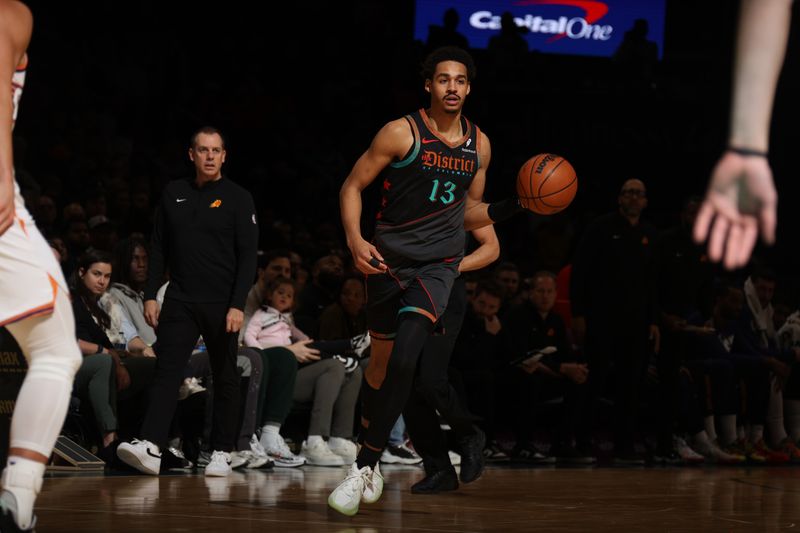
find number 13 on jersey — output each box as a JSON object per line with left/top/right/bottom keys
{"left": 428, "top": 179, "right": 456, "bottom": 205}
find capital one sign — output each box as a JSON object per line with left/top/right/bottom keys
{"left": 415, "top": 0, "right": 666, "bottom": 58}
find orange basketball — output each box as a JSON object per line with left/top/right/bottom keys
{"left": 516, "top": 153, "right": 578, "bottom": 215}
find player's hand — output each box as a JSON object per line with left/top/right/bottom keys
{"left": 0, "top": 177, "right": 15, "bottom": 237}
{"left": 226, "top": 308, "right": 243, "bottom": 333}
{"left": 144, "top": 299, "right": 160, "bottom": 328}
{"left": 694, "top": 151, "right": 777, "bottom": 270}
{"left": 348, "top": 237, "right": 387, "bottom": 275}
{"left": 287, "top": 339, "right": 321, "bottom": 363}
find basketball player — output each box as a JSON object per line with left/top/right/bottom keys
{"left": 0, "top": 2, "right": 83, "bottom": 530}
{"left": 694, "top": 0, "right": 792, "bottom": 269}
{"left": 329, "top": 46, "right": 522, "bottom": 515}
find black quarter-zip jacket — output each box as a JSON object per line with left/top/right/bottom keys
{"left": 145, "top": 176, "right": 258, "bottom": 310}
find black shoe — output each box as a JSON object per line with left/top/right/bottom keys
{"left": 553, "top": 445, "right": 597, "bottom": 465}
{"left": 512, "top": 444, "right": 556, "bottom": 465}
{"left": 458, "top": 427, "right": 486, "bottom": 483}
{"left": 653, "top": 448, "right": 683, "bottom": 466}
{"left": 411, "top": 466, "right": 459, "bottom": 494}
{"left": 161, "top": 447, "right": 194, "bottom": 472}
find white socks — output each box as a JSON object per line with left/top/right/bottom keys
{"left": 1, "top": 456, "right": 45, "bottom": 530}
{"left": 307, "top": 435, "right": 324, "bottom": 447}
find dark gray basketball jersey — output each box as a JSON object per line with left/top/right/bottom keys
{"left": 373, "top": 109, "right": 481, "bottom": 262}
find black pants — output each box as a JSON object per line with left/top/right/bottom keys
{"left": 500, "top": 368, "right": 585, "bottom": 450}
{"left": 403, "top": 279, "right": 478, "bottom": 471}
{"left": 141, "top": 299, "right": 240, "bottom": 451}
{"left": 577, "top": 322, "right": 648, "bottom": 455}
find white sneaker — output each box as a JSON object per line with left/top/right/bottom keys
{"left": 205, "top": 451, "right": 232, "bottom": 477}
{"left": 380, "top": 442, "right": 423, "bottom": 465}
{"left": 448, "top": 450, "right": 462, "bottom": 466}
{"left": 328, "top": 437, "right": 358, "bottom": 464}
{"left": 247, "top": 435, "right": 275, "bottom": 469}
{"left": 261, "top": 431, "right": 305, "bottom": 467}
{"left": 328, "top": 463, "right": 372, "bottom": 516}
{"left": 673, "top": 436, "right": 704, "bottom": 464}
{"left": 230, "top": 451, "right": 251, "bottom": 470}
{"left": 177, "top": 377, "right": 206, "bottom": 401}
{"left": 351, "top": 332, "right": 371, "bottom": 357}
{"left": 361, "top": 463, "right": 384, "bottom": 504}
{"left": 117, "top": 439, "right": 162, "bottom": 475}
{"left": 302, "top": 439, "right": 346, "bottom": 466}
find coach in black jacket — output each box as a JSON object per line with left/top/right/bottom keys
{"left": 118, "top": 127, "right": 257, "bottom": 475}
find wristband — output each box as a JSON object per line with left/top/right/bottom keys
{"left": 728, "top": 146, "right": 768, "bottom": 158}
{"left": 487, "top": 197, "right": 524, "bottom": 223}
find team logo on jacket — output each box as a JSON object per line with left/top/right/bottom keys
{"left": 210, "top": 199, "right": 222, "bottom": 208}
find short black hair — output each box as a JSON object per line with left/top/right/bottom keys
{"left": 475, "top": 281, "right": 504, "bottom": 300}
{"left": 190, "top": 126, "right": 225, "bottom": 149}
{"left": 421, "top": 46, "right": 476, "bottom": 82}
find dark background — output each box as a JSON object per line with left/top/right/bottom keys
{"left": 13, "top": 1, "right": 800, "bottom": 282}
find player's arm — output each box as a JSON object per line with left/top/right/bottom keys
{"left": 0, "top": 0, "right": 31, "bottom": 236}
{"left": 458, "top": 224, "right": 499, "bottom": 273}
{"left": 694, "top": 0, "right": 792, "bottom": 269}
{"left": 340, "top": 118, "right": 412, "bottom": 274}
{"left": 464, "top": 131, "right": 523, "bottom": 231}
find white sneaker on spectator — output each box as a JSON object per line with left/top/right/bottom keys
{"left": 260, "top": 432, "right": 306, "bottom": 467}
{"left": 351, "top": 332, "right": 371, "bottom": 357}
{"left": 117, "top": 439, "right": 162, "bottom": 475}
{"left": 328, "top": 437, "right": 358, "bottom": 464}
{"left": 380, "top": 442, "right": 423, "bottom": 465}
{"left": 205, "top": 451, "right": 232, "bottom": 477}
{"left": 230, "top": 451, "right": 253, "bottom": 470}
{"left": 302, "top": 439, "right": 345, "bottom": 466}
{"left": 247, "top": 435, "right": 275, "bottom": 469}
{"left": 177, "top": 377, "right": 206, "bottom": 401}
{"left": 673, "top": 436, "right": 705, "bottom": 464}
{"left": 692, "top": 437, "right": 745, "bottom": 464}
{"left": 328, "top": 463, "right": 374, "bottom": 516}
{"left": 448, "top": 450, "right": 462, "bottom": 466}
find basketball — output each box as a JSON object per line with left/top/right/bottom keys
{"left": 516, "top": 153, "right": 578, "bottom": 215}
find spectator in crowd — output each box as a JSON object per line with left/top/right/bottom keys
{"left": 571, "top": 179, "right": 659, "bottom": 464}
{"left": 295, "top": 254, "right": 344, "bottom": 337}
{"left": 502, "top": 271, "right": 591, "bottom": 464}
{"left": 70, "top": 250, "right": 156, "bottom": 463}
{"left": 244, "top": 276, "right": 368, "bottom": 466}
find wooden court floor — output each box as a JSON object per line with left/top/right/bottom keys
{"left": 33, "top": 464, "right": 799, "bottom": 532}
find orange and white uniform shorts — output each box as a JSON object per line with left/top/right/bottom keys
{"left": 0, "top": 182, "right": 68, "bottom": 326}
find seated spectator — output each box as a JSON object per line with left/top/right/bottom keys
{"left": 492, "top": 261, "right": 522, "bottom": 312}
{"left": 244, "top": 277, "right": 367, "bottom": 466}
{"left": 449, "top": 282, "right": 506, "bottom": 460}
{"left": 501, "top": 272, "right": 591, "bottom": 464}
{"left": 294, "top": 254, "right": 344, "bottom": 337}
{"left": 70, "top": 250, "right": 156, "bottom": 463}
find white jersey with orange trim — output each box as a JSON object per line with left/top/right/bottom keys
{"left": 0, "top": 53, "right": 68, "bottom": 326}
